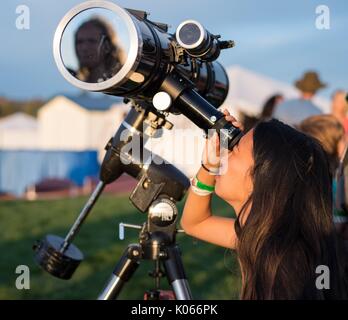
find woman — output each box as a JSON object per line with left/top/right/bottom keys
{"left": 181, "top": 110, "right": 348, "bottom": 299}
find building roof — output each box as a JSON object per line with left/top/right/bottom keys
{"left": 57, "top": 92, "right": 124, "bottom": 111}
{"left": 0, "top": 112, "right": 38, "bottom": 130}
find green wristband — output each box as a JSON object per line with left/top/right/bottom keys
{"left": 195, "top": 176, "right": 215, "bottom": 192}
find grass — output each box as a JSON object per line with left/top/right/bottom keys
{"left": 0, "top": 193, "right": 241, "bottom": 300}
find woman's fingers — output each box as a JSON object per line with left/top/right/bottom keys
{"left": 220, "top": 109, "right": 245, "bottom": 130}
{"left": 225, "top": 115, "right": 244, "bottom": 130}
{"left": 203, "top": 131, "right": 220, "bottom": 167}
{"left": 223, "top": 109, "right": 238, "bottom": 124}
{"left": 203, "top": 108, "right": 243, "bottom": 165}
{"left": 213, "top": 131, "right": 220, "bottom": 150}
{"left": 223, "top": 109, "right": 230, "bottom": 116}
{"left": 225, "top": 115, "right": 237, "bottom": 122}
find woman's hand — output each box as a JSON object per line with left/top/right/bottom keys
{"left": 202, "top": 109, "right": 243, "bottom": 170}
{"left": 181, "top": 108, "right": 243, "bottom": 250}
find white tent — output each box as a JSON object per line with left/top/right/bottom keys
{"left": 0, "top": 112, "right": 39, "bottom": 149}
{"left": 221, "top": 65, "right": 330, "bottom": 117}
{"left": 38, "top": 95, "right": 127, "bottom": 162}
{"left": 0, "top": 66, "right": 332, "bottom": 180}
{"left": 0, "top": 94, "right": 127, "bottom": 163}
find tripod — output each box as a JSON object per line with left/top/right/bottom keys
{"left": 98, "top": 203, "right": 192, "bottom": 300}
{"left": 33, "top": 100, "right": 193, "bottom": 300}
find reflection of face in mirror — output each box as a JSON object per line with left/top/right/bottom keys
{"left": 72, "top": 17, "right": 126, "bottom": 83}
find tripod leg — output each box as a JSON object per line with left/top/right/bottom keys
{"left": 163, "top": 245, "right": 193, "bottom": 300}
{"left": 98, "top": 244, "right": 141, "bottom": 300}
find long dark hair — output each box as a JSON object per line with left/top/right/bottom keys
{"left": 234, "top": 119, "right": 348, "bottom": 299}
{"left": 260, "top": 94, "right": 283, "bottom": 120}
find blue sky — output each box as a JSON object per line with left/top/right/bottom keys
{"left": 1, "top": 0, "right": 347, "bottom": 100}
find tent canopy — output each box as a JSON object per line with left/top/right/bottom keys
{"left": 222, "top": 65, "right": 330, "bottom": 116}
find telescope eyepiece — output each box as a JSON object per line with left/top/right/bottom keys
{"left": 176, "top": 20, "right": 220, "bottom": 61}
{"left": 176, "top": 20, "right": 207, "bottom": 49}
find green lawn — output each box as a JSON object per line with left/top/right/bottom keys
{"left": 0, "top": 193, "right": 241, "bottom": 300}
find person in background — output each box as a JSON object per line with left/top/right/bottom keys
{"left": 239, "top": 94, "right": 284, "bottom": 132}
{"left": 299, "top": 115, "right": 346, "bottom": 174}
{"left": 299, "top": 114, "right": 348, "bottom": 252}
{"left": 331, "top": 90, "right": 348, "bottom": 134}
{"left": 274, "top": 71, "right": 326, "bottom": 126}
{"left": 260, "top": 94, "right": 284, "bottom": 120}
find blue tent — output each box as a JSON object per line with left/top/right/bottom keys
{"left": 0, "top": 150, "right": 100, "bottom": 196}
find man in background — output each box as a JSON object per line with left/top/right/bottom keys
{"left": 274, "top": 71, "right": 326, "bottom": 126}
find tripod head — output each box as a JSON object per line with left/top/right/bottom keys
{"left": 100, "top": 101, "right": 189, "bottom": 213}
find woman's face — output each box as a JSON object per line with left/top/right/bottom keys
{"left": 215, "top": 129, "right": 254, "bottom": 214}
{"left": 76, "top": 24, "right": 105, "bottom": 69}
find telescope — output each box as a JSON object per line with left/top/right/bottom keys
{"left": 33, "top": 0, "right": 242, "bottom": 300}
{"left": 53, "top": 0, "right": 243, "bottom": 149}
